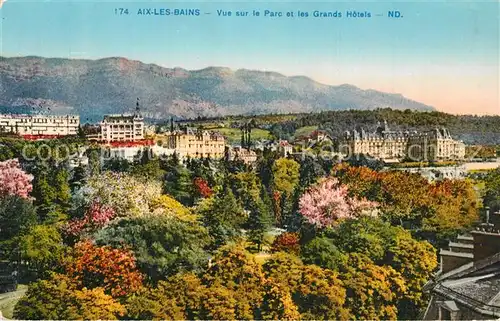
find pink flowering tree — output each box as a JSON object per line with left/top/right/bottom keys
{"left": 299, "top": 177, "right": 378, "bottom": 228}
{"left": 0, "top": 159, "right": 33, "bottom": 199}
{"left": 63, "top": 200, "right": 116, "bottom": 238}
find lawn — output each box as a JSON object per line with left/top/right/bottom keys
{"left": 0, "top": 284, "right": 27, "bottom": 319}
{"left": 293, "top": 126, "right": 318, "bottom": 139}
{"left": 213, "top": 127, "right": 273, "bottom": 144}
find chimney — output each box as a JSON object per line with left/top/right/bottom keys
{"left": 471, "top": 208, "right": 500, "bottom": 262}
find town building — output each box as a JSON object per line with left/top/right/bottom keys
{"left": 295, "top": 129, "right": 332, "bottom": 146}
{"left": 0, "top": 114, "right": 80, "bottom": 137}
{"left": 226, "top": 146, "right": 258, "bottom": 164}
{"left": 99, "top": 114, "right": 144, "bottom": 142}
{"left": 254, "top": 139, "right": 293, "bottom": 156}
{"left": 158, "top": 127, "right": 226, "bottom": 159}
{"left": 422, "top": 209, "right": 500, "bottom": 320}
{"left": 278, "top": 140, "right": 293, "bottom": 156}
{"left": 97, "top": 99, "right": 145, "bottom": 143}
{"left": 343, "top": 121, "right": 466, "bottom": 162}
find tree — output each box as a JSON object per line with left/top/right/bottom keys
{"left": 131, "top": 155, "right": 166, "bottom": 182}
{"left": 272, "top": 158, "right": 300, "bottom": 196}
{"left": 102, "top": 158, "right": 130, "bottom": 173}
{"left": 126, "top": 272, "right": 205, "bottom": 320}
{"left": 298, "top": 177, "right": 378, "bottom": 228}
{"left": 163, "top": 164, "right": 194, "bottom": 206}
{"left": 340, "top": 253, "right": 406, "bottom": 320}
{"left": 197, "top": 189, "right": 247, "bottom": 249}
{"left": 69, "top": 165, "right": 87, "bottom": 193}
{"left": 0, "top": 195, "right": 37, "bottom": 261}
{"left": 271, "top": 232, "right": 300, "bottom": 254}
{"left": 31, "top": 163, "right": 58, "bottom": 221}
{"left": 386, "top": 229, "right": 438, "bottom": 318}
{"left": 63, "top": 200, "right": 116, "bottom": 240}
{"left": 298, "top": 155, "right": 326, "bottom": 188}
{"left": 204, "top": 244, "right": 266, "bottom": 320}
{"left": 14, "top": 273, "right": 125, "bottom": 320}
{"left": 52, "top": 167, "right": 72, "bottom": 212}
{"left": 247, "top": 198, "right": 273, "bottom": 251}
{"left": 259, "top": 281, "right": 301, "bottom": 320}
{"left": 327, "top": 217, "right": 438, "bottom": 318}
{"left": 300, "top": 236, "right": 347, "bottom": 271}
{"left": 80, "top": 171, "right": 162, "bottom": 218}
{"left": 63, "top": 241, "right": 144, "bottom": 298}
{"left": 484, "top": 168, "right": 500, "bottom": 212}
{"left": 294, "top": 264, "right": 351, "bottom": 320}
{"left": 193, "top": 177, "right": 213, "bottom": 199}
{"left": 423, "top": 179, "right": 479, "bottom": 236}
{"left": 0, "top": 159, "right": 33, "bottom": 199}
{"left": 94, "top": 215, "right": 211, "bottom": 281}
{"left": 262, "top": 252, "right": 304, "bottom": 291}
{"left": 20, "top": 225, "right": 64, "bottom": 276}
{"left": 150, "top": 194, "right": 198, "bottom": 222}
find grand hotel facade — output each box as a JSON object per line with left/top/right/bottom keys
{"left": 343, "top": 121, "right": 466, "bottom": 161}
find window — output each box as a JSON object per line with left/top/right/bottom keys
{"left": 439, "top": 307, "right": 451, "bottom": 320}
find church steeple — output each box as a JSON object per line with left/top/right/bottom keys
{"left": 135, "top": 97, "right": 141, "bottom": 115}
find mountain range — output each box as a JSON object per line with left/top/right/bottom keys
{"left": 0, "top": 56, "right": 435, "bottom": 121}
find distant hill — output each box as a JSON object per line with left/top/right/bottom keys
{"left": 0, "top": 56, "right": 435, "bottom": 121}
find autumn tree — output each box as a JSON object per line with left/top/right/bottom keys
{"left": 14, "top": 273, "right": 125, "bottom": 320}
{"left": 204, "top": 244, "right": 266, "bottom": 320}
{"left": 271, "top": 232, "right": 301, "bottom": 254}
{"left": 63, "top": 241, "right": 144, "bottom": 298}
{"left": 125, "top": 273, "right": 205, "bottom": 320}
{"left": 340, "top": 253, "right": 406, "bottom": 320}
{"left": 150, "top": 194, "right": 198, "bottom": 222}
{"left": 193, "top": 177, "right": 213, "bottom": 199}
{"left": 259, "top": 281, "right": 301, "bottom": 320}
{"left": 294, "top": 264, "right": 351, "bottom": 320}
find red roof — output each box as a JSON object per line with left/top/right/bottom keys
{"left": 102, "top": 139, "right": 155, "bottom": 148}
{"left": 21, "top": 134, "right": 69, "bottom": 141}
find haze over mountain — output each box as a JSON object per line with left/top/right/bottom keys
{"left": 0, "top": 56, "right": 435, "bottom": 121}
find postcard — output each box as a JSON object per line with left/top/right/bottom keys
{"left": 0, "top": 1, "right": 499, "bottom": 320}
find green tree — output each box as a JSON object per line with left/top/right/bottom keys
{"left": 301, "top": 236, "right": 347, "bottom": 271}
{"left": 69, "top": 165, "right": 87, "bottom": 193}
{"left": 0, "top": 196, "right": 37, "bottom": 261}
{"left": 164, "top": 164, "right": 193, "bottom": 206}
{"left": 20, "top": 225, "right": 65, "bottom": 276}
{"left": 246, "top": 198, "right": 273, "bottom": 251}
{"left": 95, "top": 215, "right": 211, "bottom": 281}
{"left": 52, "top": 167, "right": 71, "bottom": 213}
{"left": 484, "top": 168, "right": 500, "bottom": 212}
{"left": 197, "top": 189, "right": 247, "bottom": 249}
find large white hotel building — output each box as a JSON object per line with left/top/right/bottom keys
{"left": 0, "top": 114, "right": 80, "bottom": 136}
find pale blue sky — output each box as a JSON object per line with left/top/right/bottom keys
{"left": 1, "top": 0, "right": 499, "bottom": 114}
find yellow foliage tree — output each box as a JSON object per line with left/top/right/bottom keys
{"left": 150, "top": 194, "right": 198, "bottom": 221}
